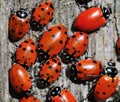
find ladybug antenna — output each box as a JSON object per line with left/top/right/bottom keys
{"left": 102, "top": 6, "right": 112, "bottom": 19}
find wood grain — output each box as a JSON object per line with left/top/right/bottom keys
{"left": 0, "top": 0, "right": 120, "bottom": 102}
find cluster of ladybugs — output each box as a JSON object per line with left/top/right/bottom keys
{"left": 8, "top": 0, "right": 120, "bottom": 102}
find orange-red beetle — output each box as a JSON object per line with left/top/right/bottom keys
{"left": 9, "top": 9, "right": 30, "bottom": 42}
{"left": 30, "top": 1, "right": 54, "bottom": 31}
{"left": 74, "top": 7, "right": 111, "bottom": 32}
{"left": 15, "top": 39, "right": 37, "bottom": 67}
{"left": 9, "top": 64, "right": 32, "bottom": 93}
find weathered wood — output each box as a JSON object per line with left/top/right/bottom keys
{"left": 0, "top": 0, "right": 120, "bottom": 102}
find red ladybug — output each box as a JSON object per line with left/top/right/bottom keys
{"left": 47, "top": 86, "right": 76, "bottom": 102}
{"left": 15, "top": 38, "right": 37, "bottom": 67}
{"left": 37, "top": 57, "right": 61, "bottom": 88}
{"left": 9, "top": 9, "right": 30, "bottom": 42}
{"left": 38, "top": 24, "right": 68, "bottom": 62}
{"left": 20, "top": 96, "right": 41, "bottom": 102}
{"left": 74, "top": 7, "right": 112, "bottom": 32}
{"left": 30, "top": 1, "right": 54, "bottom": 31}
{"left": 9, "top": 64, "right": 32, "bottom": 93}
{"left": 67, "top": 58, "right": 103, "bottom": 83}
{"left": 61, "top": 32, "right": 89, "bottom": 64}
{"left": 116, "top": 38, "right": 120, "bottom": 61}
{"left": 93, "top": 61, "right": 119, "bottom": 101}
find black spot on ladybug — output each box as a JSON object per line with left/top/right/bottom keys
{"left": 24, "top": 40, "right": 28, "bottom": 43}
{"left": 15, "top": 86, "right": 18, "bottom": 88}
{"left": 45, "top": 2, "right": 49, "bottom": 5}
{"left": 40, "top": 44, "right": 43, "bottom": 47}
{"left": 83, "top": 44, "right": 86, "bottom": 46}
{"left": 23, "top": 48, "right": 26, "bottom": 51}
{"left": 80, "top": 32, "right": 83, "bottom": 35}
{"left": 12, "top": 17, "right": 15, "bottom": 20}
{"left": 52, "top": 34, "right": 55, "bottom": 38}
{"left": 64, "top": 31, "right": 67, "bottom": 35}
{"left": 119, "top": 48, "right": 120, "bottom": 51}
{"left": 55, "top": 69, "right": 59, "bottom": 73}
{"left": 107, "top": 85, "right": 110, "bottom": 87}
{"left": 49, "top": 65, "right": 53, "bottom": 69}
{"left": 58, "top": 62, "right": 61, "bottom": 66}
{"left": 96, "top": 91, "right": 99, "bottom": 94}
{"left": 42, "top": 18, "right": 45, "bottom": 20}
{"left": 39, "top": 5, "right": 42, "bottom": 7}
{"left": 40, "top": 74, "right": 44, "bottom": 77}
{"left": 103, "top": 92, "right": 106, "bottom": 95}
{"left": 30, "top": 50, "right": 34, "bottom": 53}
{"left": 50, "top": 4, "right": 54, "bottom": 9}
{"left": 47, "top": 11, "right": 50, "bottom": 15}
{"left": 31, "top": 42, "right": 35, "bottom": 45}
{"left": 48, "top": 29, "right": 52, "bottom": 31}
{"left": 52, "top": 59, "right": 57, "bottom": 63}
{"left": 66, "top": 48, "right": 69, "bottom": 51}
{"left": 72, "top": 35, "right": 76, "bottom": 38}
{"left": 47, "top": 73, "right": 49, "bottom": 76}
{"left": 51, "top": 76, "right": 54, "bottom": 78}
{"left": 41, "top": 8, "right": 45, "bottom": 11}
{"left": 11, "top": 29, "right": 15, "bottom": 33}
{"left": 86, "top": 36, "right": 88, "bottom": 39}
{"left": 15, "top": 23, "right": 17, "bottom": 25}
{"left": 21, "top": 84, "right": 24, "bottom": 87}
{"left": 98, "top": 83, "right": 100, "bottom": 85}
{"left": 46, "top": 61, "right": 50, "bottom": 65}
{"left": 22, "top": 56, "right": 25, "bottom": 58}
{"left": 78, "top": 50, "right": 80, "bottom": 53}
{"left": 19, "top": 44, "right": 22, "bottom": 48}
{"left": 78, "top": 63, "right": 81, "bottom": 66}
{"left": 20, "top": 25, "right": 23, "bottom": 27}
{"left": 84, "top": 68, "right": 87, "bottom": 71}
{"left": 38, "top": 15, "right": 41, "bottom": 17}
{"left": 93, "top": 60, "right": 97, "bottom": 63}
{"left": 73, "top": 47, "right": 75, "bottom": 49}
{"left": 59, "top": 40, "right": 63, "bottom": 44}
{"left": 58, "top": 26, "right": 62, "bottom": 30}
{"left": 18, "top": 32, "right": 22, "bottom": 35}
{"left": 26, "top": 21, "right": 29, "bottom": 24}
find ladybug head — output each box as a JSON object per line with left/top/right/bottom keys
{"left": 16, "top": 9, "right": 28, "bottom": 18}
{"left": 102, "top": 7, "right": 112, "bottom": 19}
{"left": 105, "top": 66, "right": 118, "bottom": 78}
{"left": 107, "top": 61, "right": 116, "bottom": 67}
{"left": 46, "top": 86, "right": 61, "bottom": 102}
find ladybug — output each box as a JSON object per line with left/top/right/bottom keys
{"left": 9, "top": 9, "right": 30, "bottom": 42}
{"left": 20, "top": 96, "right": 41, "bottom": 102}
{"left": 61, "top": 31, "right": 89, "bottom": 64}
{"left": 74, "top": 7, "right": 112, "bottom": 32}
{"left": 116, "top": 38, "right": 120, "bottom": 61}
{"left": 93, "top": 61, "right": 119, "bottom": 101}
{"left": 38, "top": 24, "right": 68, "bottom": 62}
{"left": 46, "top": 86, "right": 76, "bottom": 102}
{"left": 67, "top": 58, "right": 103, "bottom": 83}
{"left": 30, "top": 1, "right": 54, "bottom": 31}
{"left": 9, "top": 64, "right": 32, "bottom": 93}
{"left": 37, "top": 57, "right": 61, "bottom": 88}
{"left": 75, "top": 0, "right": 92, "bottom": 4}
{"left": 15, "top": 38, "right": 37, "bottom": 67}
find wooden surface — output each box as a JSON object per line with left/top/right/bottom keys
{"left": 0, "top": 0, "right": 120, "bottom": 102}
